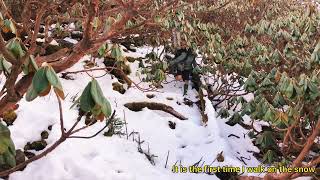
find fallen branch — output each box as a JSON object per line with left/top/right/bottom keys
{"left": 192, "top": 73, "right": 208, "bottom": 126}
{"left": 197, "top": 88, "right": 208, "bottom": 126}
{"left": 124, "top": 102, "right": 187, "bottom": 120}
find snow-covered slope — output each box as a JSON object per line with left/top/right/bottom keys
{"left": 4, "top": 46, "right": 261, "bottom": 180}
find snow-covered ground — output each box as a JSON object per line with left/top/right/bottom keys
{"left": 3, "top": 46, "right": 262, "bottom": 180}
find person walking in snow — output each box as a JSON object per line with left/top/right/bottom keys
{"left": 169, "top": 45, "right": 201, "bottom": 96}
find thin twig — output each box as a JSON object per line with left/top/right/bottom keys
{"left": 165, "top": 150, "right": 170, "bottom": 168}
{"left": 123, "top": 109, "right": 129, "bottom": 140}
{"left": 55, "top": 91, "right": 65, "bottom": 136}
{"left": 68, "top": 111, "right": 116, "bottom": 139}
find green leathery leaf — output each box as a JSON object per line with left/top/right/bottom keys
{"left": 218, "top": 108, "right": 230, "bottom": 119}
{"left": 104, "top": 17, "right": 115, "bottom": 33}
{"left": 263, "top": 108, "right": 275, "bottom": 122}
{"left": 32, "top": 67, "right": 50, "bottom": 94}
{"left": 45, "top": 66, "right": 64, "bottom": 99}
{"left": 90, "top": 79, "right": 105, "bottom": 107}
{"left": 308, "top": 81, "right": 319, "bottom": 93}
{"left": 46, "top": 66, "right": 63, "bottom": 91}
{"left": 25, "top": 84, "right": 39, "bottom": 102}
{"left": 22, "top": 59, "right": 29, "bottom": 75}
{"left": 3, "top": 149, "right": 16, "bottom": 167}
{"left": 101, "top": 98, "right": 112, "bottom": 118}
{"left": 261, "top": 77, "right": 274, "bottom": 87}
{"left": 0, "top": 58, "right": 3, "bottom": 72}
{"left": 0, "top": 123, "right": 10, "bottom": 138}
{"left": 226, "top": 112, "right": 243, "bottom": 126}
{"left": 244, "top": 74, "right": 257, "bottom": 92}
{"left": 284, "top": 80, "right": 294, "bottom": 98}
{"left": 0, "top": 155, "right": 4, "bottom": 165}
{"left": 311, "top": 41, "right": 320, "bottom": 63}
{"left": 6, "top": 38, "right": 25, "bottom": 59}
{"left": 0, "top": 123, "right": 15, "bottom": 161}
{"left": 0, "top": 142, "right": 7, "bottom": 154}
{"left": 1, "top": 58, "right": 12, "bottom": 73}
{"left": 22, "top": 55, "right": 38, "bottom": 75}
{"left": 256, "top": 131, "right": 276, "bottom": 149}
{"left": 279, "top": 74, "right": 289, "bottom": 92}
{"left": 98, "top": 44, "right": 107, "bottom": 57}
{"left": 3, "top": 19, "right": 16, "bottom": 34}
{"left": 298, "top": 74, "right": 308, "bottom": 92}
{"left": 80, "top": 82, "right": 95, "bottom": 112}
{"left": 272, "top": 93, "right": 286, "bottom": 108}
{"left": 263, "top": 150, "right": 277, "bottom": 164}
{"left": 111, "top": 44, "right": 122, "bottom": 61}
{"left": 29, "top": 55, "right": 38, "bottom": 71}
{"left": 91, "top": 104, "right": 102, "bottom": 116}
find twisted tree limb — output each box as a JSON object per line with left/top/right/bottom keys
{"left": 124, "top": 102, "right": 187, "bottom": 120}
{"left": 271, "top": 119, "right": 320, "bottom": 180}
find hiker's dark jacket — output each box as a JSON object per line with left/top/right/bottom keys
{"left": 170, "top": 48, "right": 197, "bottom": 71}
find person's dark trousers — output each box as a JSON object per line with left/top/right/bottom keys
{"left": 181, "top": 70, "right": 191, "bottom": 96}
{"left": 191, "top": 72, "right": 201, "bottom": 91}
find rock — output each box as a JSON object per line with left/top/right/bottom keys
{"left": 216, "top": 151, "right": 224, "bottom": 162}
{"left": 48, "top": 125, "right": 53, "bottom": 131}
{"left": 168, "top": 121, "right": 176, "bottom": 129}
{"left": 83, "top": 60, "right": 96, "bottom": 69}
{"left": 122, "top": 63, "right": 131, "bottom": 75}
{"left": 112, "top": 82, "right": 126, "bottom": 94}
{"left": 70, "top": 32, "right": 83, "bottom": 40}
{"left": 24, "top": 140, "right": 47, "bottom": 151}
{"left": 57, "top": 39, "right": 75, "bottom": 49}
{"left": 146, "top": 94, "right": 155, "bottom": 99}
{"left": 126, "top": 56, "right": 136, "bottom": 63}
{"left": 127, "top": 57, "right": 142, "bottom": 63}
{"left": 41, "top": 131, "right": 49, "bottom": 140}
{"left": 15, "top": 149, "right": 26, "bottom": 165}
{"left": 61, "top": 73, "right": 75, "bottom": 80}
{"left": 166, "top": 97, "right": 174, "bottom": 101}
{"left": 183, "top": 98, "right": 194, "bottom": 107}
{"left": 44, "top": 44, "right": 63, "bottom": 55}
{"left": 24, "top": 151, "right": 35, "bottom": 159}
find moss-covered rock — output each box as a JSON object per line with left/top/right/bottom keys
{"left": 24, "top": 140, "right": 47, "bottom": 151}
{"left": 2, "top": 110, "right": 17, "bottom": 126}
{"left": 41, "top": 131, "right": 49, "bottom": 140}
